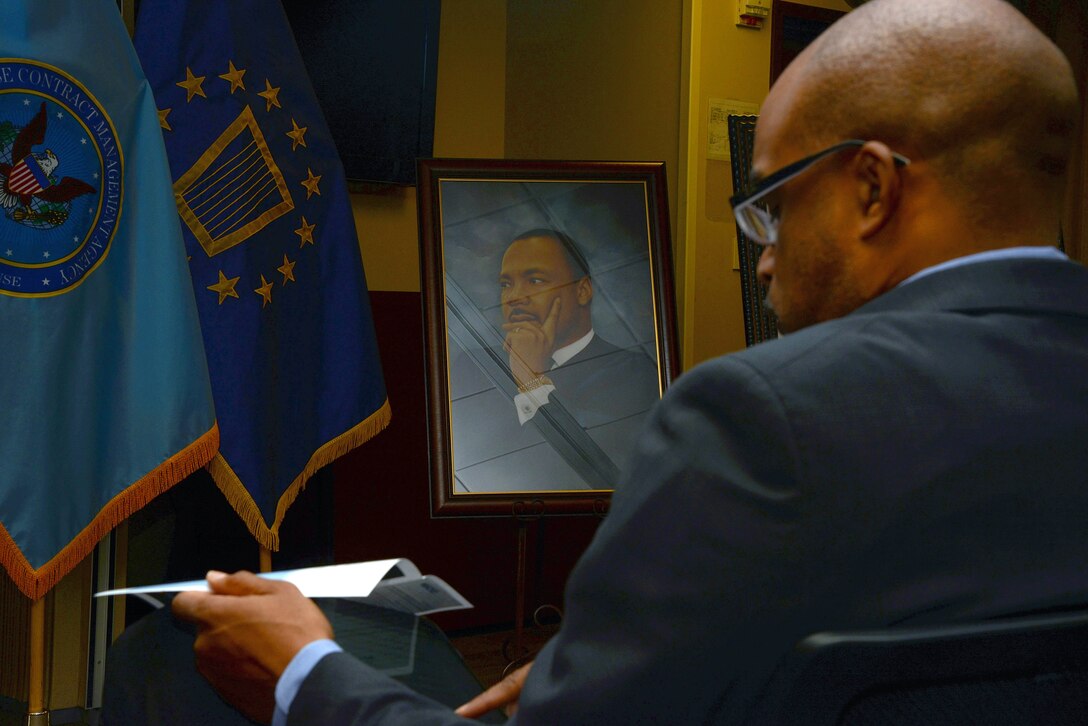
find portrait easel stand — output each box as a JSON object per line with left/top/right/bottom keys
{"left": 502, "top": 498, "right": 608, "bottom": 677}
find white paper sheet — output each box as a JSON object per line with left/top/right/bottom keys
{"left": 94, "top": 558, "right": 473, "bottom": 616}
{"left": 95, "top": 559, "right": 404, "bottom": 599}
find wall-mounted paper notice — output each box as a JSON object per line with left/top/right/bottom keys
{"left": 708, "top": 97, "right": 760, "bottom": 161}
{"left": 95, "top": 558, "right": 472, "bottom": 616}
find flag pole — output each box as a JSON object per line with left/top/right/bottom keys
{"left": 26, "top": 596, "right": 48, "bottom": 725}
{"left": 259, "top": 545, "right": 272, "bottom": 573}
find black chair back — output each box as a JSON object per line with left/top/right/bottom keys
{"left": 756, "top": 609, "right": 1088, "bottom": 725}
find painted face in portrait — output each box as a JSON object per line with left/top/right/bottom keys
{"left": 499, "top": 234, "right": 593, "bottom": 351}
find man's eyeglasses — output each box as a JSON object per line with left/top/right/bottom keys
{"left": 729, "top": 139, "right": 910, "bottom": 246}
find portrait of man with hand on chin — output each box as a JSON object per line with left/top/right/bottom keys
{"left": 435, "top": 177, "right": 667, "bottom": 496}
{"left": 498, "top": 229, "right": 657, "bottom": 432}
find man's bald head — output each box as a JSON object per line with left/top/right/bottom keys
{"left": 772, "top": 0, "right": 1077, "bottom": 230}
{"left": 750, "top": 0, "right": 1080, "bottom": 332}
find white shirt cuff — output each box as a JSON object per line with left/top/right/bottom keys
{"left": 272, "top": 639, "right": 343, "bottom": 726}
{"left": 514, "top": 384, "right": 555, "bottom": 424}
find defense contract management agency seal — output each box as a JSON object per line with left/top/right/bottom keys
{"left": 0, "top": 59, "right": 122, "bottom": 297}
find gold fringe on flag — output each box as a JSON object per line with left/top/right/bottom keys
{"left": 0, "top": 424, "right": 220, "bottom": 601}
{"left": 207, "top": 398, "right": 391, "bottom": 551}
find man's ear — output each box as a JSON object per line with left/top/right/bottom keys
{"left": 853, "top": 141, "right": 903, "bottom": 240}
{"left": 576, "top": 277, "right": 593, "bottom": 306}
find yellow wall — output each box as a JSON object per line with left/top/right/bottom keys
{"left": 504, "top": 0, "right": 682, "bottom": 234}
{"left": 680, "top": 0, "right": 852, "bottom": 368}
{"left": 353, "top": 0, "right": 681, "bottom": 297}
{"left": 350, "top": 0, "right": 507, "bottom": 294}
{"left": 351, "top": 0, "right": 852, "bottom": 364}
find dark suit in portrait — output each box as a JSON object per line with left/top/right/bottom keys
{"left": 284, "top": 256, "right": 1088, "bottom": 724}
{"left": 448, "top": 332, "right": 659, "bottom": 493}
{"left": 544, "top": 334, "right": 659, "bottom": 428}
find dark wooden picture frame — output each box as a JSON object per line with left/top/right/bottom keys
{"left": 417, "top": 159, "right": 679, "bottom": 517}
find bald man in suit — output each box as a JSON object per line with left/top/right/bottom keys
{"left": 169, "top": 1, "right": 1088, "bottom": 723}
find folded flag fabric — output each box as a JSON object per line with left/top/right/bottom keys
{"left": 0, "top": 0, "right": 219, "bottom": 600}
{"left": 133, "top": 0, "right": 390, "bottom": 550}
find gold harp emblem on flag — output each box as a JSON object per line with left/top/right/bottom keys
{"left": 174, "top": 105, "right": 293, "bottom": 257}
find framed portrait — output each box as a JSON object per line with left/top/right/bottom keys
{"left": 417, "top": 159, "right": 679, "bottom": 517}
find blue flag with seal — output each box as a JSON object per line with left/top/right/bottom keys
{"left": 0, "top": 0, "right": 219, "bottom": 600}
{"left": 133, "top": 0, "right": 390, "bottom": 551}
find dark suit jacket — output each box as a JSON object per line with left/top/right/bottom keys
{"left": 290, "top": 256, "right": 1088, "bottom": 725}
{"left": 544, "top": 334, "right": 660, "bottom": 429}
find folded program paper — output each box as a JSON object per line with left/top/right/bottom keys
{"left": 95, "top": 558, "right": 472, "bottom": 616}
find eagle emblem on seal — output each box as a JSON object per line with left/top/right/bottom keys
{"left": 0, "top": 102, "right": 96, "bottom": 229}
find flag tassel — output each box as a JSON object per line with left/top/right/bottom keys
{"left": 208, "top": 399, "right": 392, "bottom": 551}
{"left": 0, "top": 424, "right": 219, "bottom": 601}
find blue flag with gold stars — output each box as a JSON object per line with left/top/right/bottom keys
{"left": 133, "top": 0, "right": 389, "bottom": 551}
{"left": 0, "top": 0, "right": 219, "bottom": 599}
